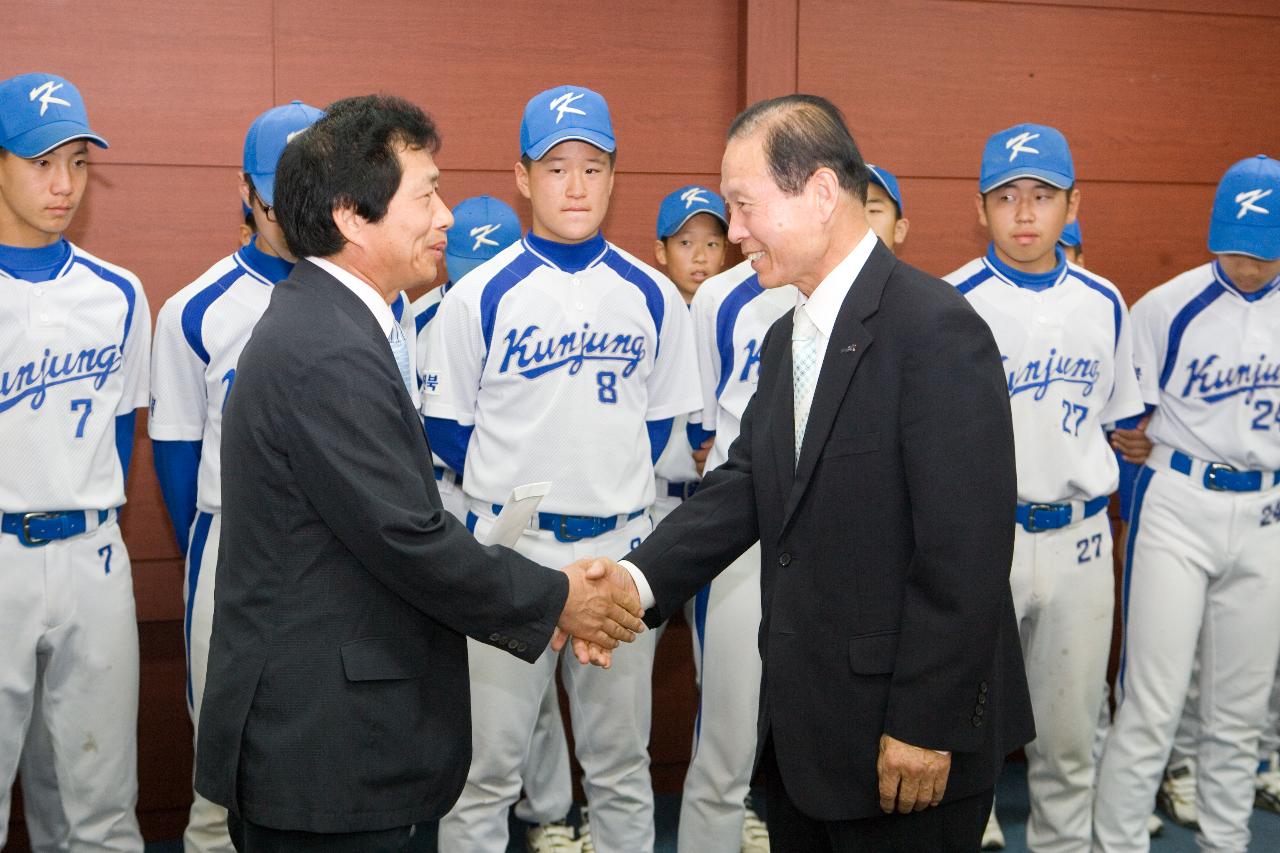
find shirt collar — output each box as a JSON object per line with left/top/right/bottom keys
{"left": 797, "top": 228, "right": 879, "bottom": 340}
{"left": 308, "top": 256, "right": 397, "bottom": 335}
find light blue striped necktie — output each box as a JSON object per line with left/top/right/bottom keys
{"left": 388, "top": 322, "right": 414, "bottom": 399}
{"left": 792, "top": 305, "right": 819, "bottom": 466}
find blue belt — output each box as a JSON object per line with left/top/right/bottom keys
{"left": 1016, "top": 496, "right": 1109, "bottom": 533}
{"left": 2, "top": 509, "right": 110, "bottom": 548}
{"left": 667, "top": 481, "right": 699, "bottom": 500}
{"left": 489, "top": 503, "right": 645, "bottom": 543}
{"left": 432, "top": 465, "right": 462, "bottom": 486}
{"left": 1169, "top": 450, "right": 1280, "bottom": 493}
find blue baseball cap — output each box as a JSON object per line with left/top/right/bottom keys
{"left": 446, "top": 195, "right": 522, "bottom": 282}
{"left": 980, "top": 123, "right": 1074, "bottom": 194}
{"left": 1208, "top": 155, "right": 1280, "bottom": 261}
{"left": 243, "top": 100, "right": 324, "bottom": 206}
{"left": 0, "top": 73, "right": 108, "bottom": 158}
{"left": 1059, "top": 219, "right": 1083, "bottom": 249}
{"left": 865, "top": 164, "right": 904, "bottom": 216}
{"left": 520, "top": 85, "right": 615, "bottom": 161}
{"left": 656, "top": 186, "right": 727, "bottom": 239}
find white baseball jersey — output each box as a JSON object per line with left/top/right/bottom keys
{"left": 945, "top": 253, "right": 1144, "bottom": 503}
{"left": 690, "top": 259, "right": 797, "bottom": 472}
{"left": 1130, "top": 261, "right": 1280, "bottom": 470}
{"left": 0, "top": 243, "right": 150, "bottom": 511}
{"left": 150, "top": 248, "right": 415, "bottom": 514}
{"left": 423, "top": 236, "right": 700, "bottom": 515}
{"left": 412, "top": 283, "right": 453, "bottom": 473}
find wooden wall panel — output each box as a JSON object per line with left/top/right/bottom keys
{"left": 273, "top": 0, "right": 741, "bottom": 176}
{"left": 2, "top": 2, "right": 274, "bottom": 167}
{"left": 978, "top": 0, "right": 1280, "bottom": 17}
{"left": 798, "top": 0, "right": 1280, "bottom": 185}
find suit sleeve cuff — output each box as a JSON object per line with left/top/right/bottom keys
{"left": 617, "top": 560, "right": 656, "bottom": 611}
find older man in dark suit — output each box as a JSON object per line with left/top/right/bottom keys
{"left": 605, "top": 95, "right": 1035, "bottom": 852}
{"left": 194, "top": 95, "right": 643, "bottom": 852}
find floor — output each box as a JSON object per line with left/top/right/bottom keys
{"left": 144, "top": 762, "right": 1280, "bottom": 851}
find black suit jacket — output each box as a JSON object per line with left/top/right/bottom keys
{"left": 628, "top": 240, "right": 1034, "bottom": 821}
{"left": 195, "top": 261, "right": 568, "bottom": 833}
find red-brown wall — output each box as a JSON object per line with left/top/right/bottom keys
{"left": 5, "top": 0, "right": 1279, "bottom": 844}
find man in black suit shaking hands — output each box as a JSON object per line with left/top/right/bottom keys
{"left": 195, "top": 95, "right": 644, "bottom": 852}
{"left": 607, "top": 95, "right": 1035, "bottom": 852}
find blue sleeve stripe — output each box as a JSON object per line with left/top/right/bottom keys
{"left": 415, "top": 301, "right": 439, "bottom": 336}
{"left": 714, "top": 275, "right": 764, "bottom": 401}
{"left": 687, "top": 421, "right": 715, "bottom": 450}
{"left": 1075, "top": 271, "right": 1124, "bottom": 352}
{"left": 184, "top": 511, "right": 215, "bottom": 706}
{"left": 480, "top": 250, "right": 543, "bottom": 351}
{"left": 954, "top": 268, "right": 989, "bottom": 296}
{"left": 74, "top": 256, "right": 138, "bottom": 347}
{"left": 1158, "top": 281, "right": 1226, "bottom": 391}
{"left": 180, "top": 269, "right": 241, "bottom": 365}
{"left": 602, "top": 250, "right": 666, "bottom": 352}
{"left": 646, "top": 417, "right": 674, "bottom": 465}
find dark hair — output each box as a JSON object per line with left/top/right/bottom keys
{"left": 727, "top": 94, "right": 868, "bottom": 203}
{"left": 274, "top": 94, "right": 441, "bottom": 258}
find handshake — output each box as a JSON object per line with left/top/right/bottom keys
{"left": 552, "top": 557, "right": 644, "bottom": 669}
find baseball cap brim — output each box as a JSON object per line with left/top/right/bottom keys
{"left": 247, "top": 170, "right": 279, "bottom": 207}
{"left": 659, "top": 208, "right": 729, "bottom": 240}
{"left": 1208, "top": 221, "right": 1280, "bottom": 261}
{"left": 4, "top": 123, "right": 109, "bottom": 159}
{"left": 524, "top": 128, "right": 616, "bottom": 161}
{"left": 980, "top": 167, "right": 1072, "bottom": 194}
{"left": 445, "top": 252, "right": 489, "bottom": 283}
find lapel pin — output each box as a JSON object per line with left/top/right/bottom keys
{"left": 842, "top": 343, "right": 857, "bottom": 353}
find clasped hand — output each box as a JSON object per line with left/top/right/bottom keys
{"left": 551, "top": 558, "right": 644, "bottom": 669}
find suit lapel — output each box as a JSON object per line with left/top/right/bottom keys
{"left": 768, "top": 310, "right": 798, "bottom": 495}
{"left": 780, "top": 241, "right": 895, "bottom": 531}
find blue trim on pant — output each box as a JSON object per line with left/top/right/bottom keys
{"left": 691, "top": 582, "right": 712, "bottom": 755}
{"left": 185, "top": 511, "right": 214, "bottom": 708}
{"left": 1118, "top": 466, "right": 1156, "bottom": 693}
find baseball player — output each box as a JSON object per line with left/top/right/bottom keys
{"left": 649, "top": 184, "right": 727, "bottom": 528}
{"left": 944, "top": 123, "right": 1144, "bottom": 853}
{"left": 412, "top": 195, "right": 579, "bottom": 851}
{"left": 864, "top": 163, "right": 909, "bottom": 253}
{"left": 1094, "top": 154, "right": 1280, "bottom": 853}
{"left": 428, "top": 85, "right": 700, "bottom": 853}
{"left": 148, "top": 100, "right": 325, "bottom": 853}
{"left": 0, "top": 72, "right": 150, "bottom": 851}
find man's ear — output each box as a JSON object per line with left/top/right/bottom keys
{"left": 974, "top": 192, "right": 989, "bottom": 229}
{"left": 893, "top": 216, "right": 910, "bottom": 248}
{"left": 333, "top": 204, "right": 364, "bottom": 246}
{"left": 654, "top": 238, "right": 668, "bottom": 267}
{"left": 515, "top": 160, "right": 532, "bottom": 200}
{"left": 807, "top": 166, "right": 841, "bottom": 223}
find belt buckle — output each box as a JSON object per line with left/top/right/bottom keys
{"left": 1025, "top": 504, "right": 1057, "bottom": 533}
{"left": 1204, "top": 463, "right": 1236, "bottom": 491}
{"left": 557, "top": 515, "right": 585, "bottom": 543}
{"left": 20, "top": 511, "right": 57, "bottom": 547}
